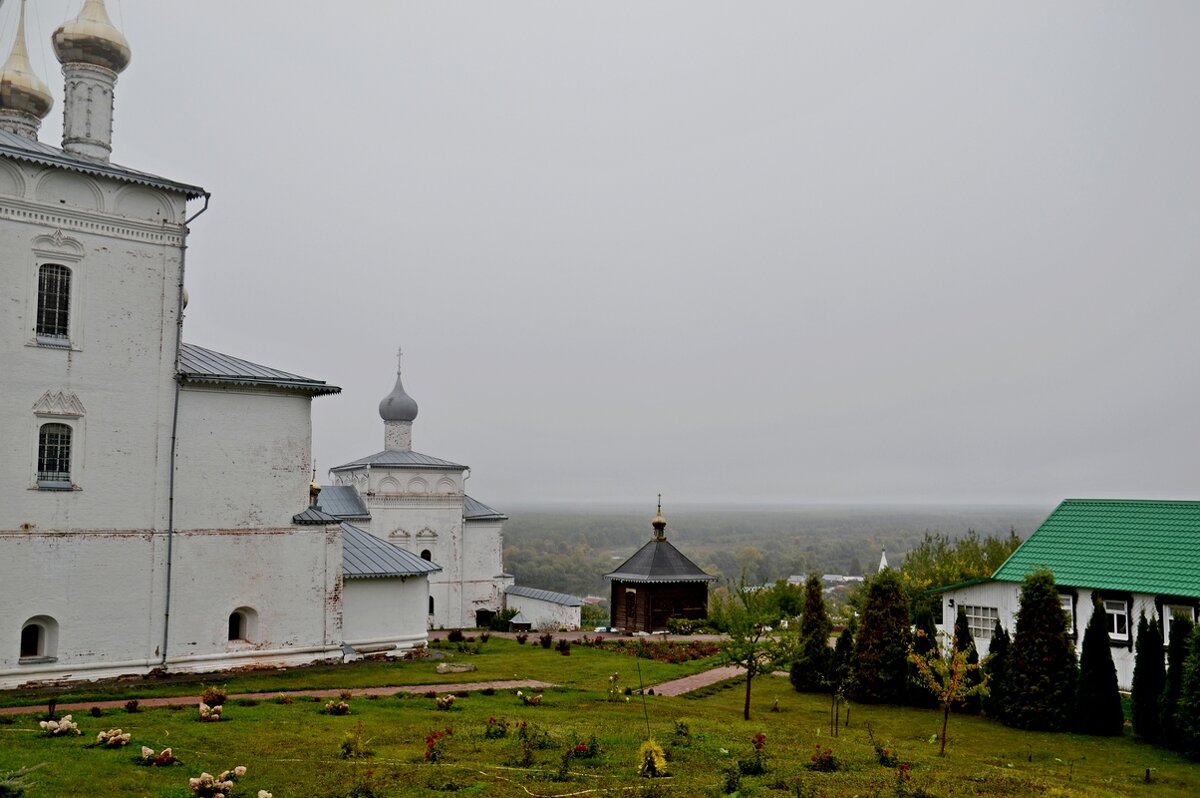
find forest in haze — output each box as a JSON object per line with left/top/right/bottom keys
{"left": 501, "top": 503, "right": 1051, "bottom": 598}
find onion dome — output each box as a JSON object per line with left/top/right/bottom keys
{"left": 652, "top": 495, "right": 667, "bottom": 540}
{"left": 0, "top": 1, "right": 53, "bottom": 119}
{"left": 52, "top": 0, "right": 131, "bottom": 74}
{"left": 378, "top": 348, "right": 419, "bottom": 423}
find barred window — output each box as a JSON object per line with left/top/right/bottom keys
{"left": 961, "top": 605, "right": 998, "bottom": 640}
{"left": 37, "top": 423, "right": 71, "bottom": 484}
{"left": 36, "top": 264, "right": 71, "bottom": 340}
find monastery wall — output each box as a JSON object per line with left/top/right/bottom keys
{"left": 342, "top": 577, "right": 429, "bottom": 654}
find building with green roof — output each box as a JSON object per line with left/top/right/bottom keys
{"left": 934, "top": 499, "right": 1199, "bottom": 690}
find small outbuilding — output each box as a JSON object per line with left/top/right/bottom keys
{"left": 505, "top": 585, "right": 582, "bottom": 631}
{"left": 604, "top": 502, "right": 715, "bottom": 633}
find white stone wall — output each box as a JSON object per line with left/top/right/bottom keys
{"left": 174, "top": 387, "right": 313, "bottom": 529}
{"left": 343, "top": 577, "right": 429, "bottom": 655}
{"left": 506, "top": 595, "right": 581, "bottom": 631}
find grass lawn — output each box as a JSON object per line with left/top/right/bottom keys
{"left": 1, "top": 640, "right": 1198, "bottom": 797}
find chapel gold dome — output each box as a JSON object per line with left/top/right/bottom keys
{"left": 52, "top": 0, "right": 131, "bottom": 74}
{"left": 0, "top": 3, "right": 53, "bottom": 118}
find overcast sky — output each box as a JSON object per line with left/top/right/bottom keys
{"left": 11, "top": 2, "right": 1200, "bottom": 506}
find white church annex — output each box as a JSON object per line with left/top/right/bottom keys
{"left": 0, "top": 1, "right": 440, "bottom": 688}
{"left": 319, "top": 353, "right": 514, "bottom": 631}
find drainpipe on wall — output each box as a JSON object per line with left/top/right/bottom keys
{"left": 162, "top": 193, "right": 211, "bottom": 668}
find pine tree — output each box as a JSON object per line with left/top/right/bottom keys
{"left": 830, "top": 621, "right": 855, "bottom": 695}
{"left": 1160, "top": 615, "right": 1193, "bottom": 749}
{"left": 981, "top": 620, "right": 1010, "bottom": 719}
{"left": 1176, "top": 627, "right": 1200, "bottom": 759}
{"left": 908, "top": 604, "right": 940, "bottom": 708}
{"left": 790, "top": 574, "right": 833, "bottom": 693}
{"left": 1131, "top": 614, "right": 1165, "bottom": 742}
{"left": 1073, "top": 597, "right": 1124, "bottom": 735}
{"left": 849, "top": 569, "right": 911, "bottom": 704}
{"left": 953, "top": 606, "right": 982, "bottom": 714}
{"left": 1003, "top": 570, "right": 1077, "bottom": 731}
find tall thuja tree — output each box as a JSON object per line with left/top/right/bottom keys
{"left": 831, "top": 618, "right": 856, "bottom": 694}
{"left": 1073, "top": 597, "right": 1124, "bottom": 735}
{"left": 952, "top": 607, "right": 982, "bottom": 714}
{"left": 790, "top": 574, "right": 833, "bottom": 693}
{"left": 1176, "top": 627, "right": 1200, "bottom": 759}
{"left": 981, "top": 620, "right": 1010, "bottom": 719}
{"left": 908, "top": 604, "right": 940, "bottom": 708}
{"left": 849, "top": 569, "right": 911, "bottom": 704}
{"left": 1160, "top": 615, "right": 1194, "bottom": 749}
{"left": 1131, "top": 614, "right": 1165, "bottom": 742}
{"left": 1004, "top": 570, "right": 1077, "bottom": 731}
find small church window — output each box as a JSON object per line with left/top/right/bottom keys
{"left": 420, "top": 549, "right": 432, "bottom": 561}
{"left": 428, "top": 597, "right": 434, "bottom": 616}
{"left": 228, "top": 607, "right": 256, "bottom": 642}
{"left": 19, "top": 615, "right": 57, "bottom": 661}
{"left": 36, "top": 264, "right": 71, "bottom": 341}
{"left": 20, "top": 624, "right": 42, "bottom": 658}
{"left": 37, "top": 423, "right": 72, "bottom": 485}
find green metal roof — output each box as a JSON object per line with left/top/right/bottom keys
{"left": 991, "top": 499, "right": 1200, "bottom": 599}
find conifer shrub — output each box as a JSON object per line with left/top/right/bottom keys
{"left": 789, "top": 574, "right": 833, "bottom": 693}
{"left": 1176, "top": 626, "right": 1200, "bottom": 759}
{"left": 1131, "top": 614, "right": 1165, "bottom": 742}
{"left": 952, "top": 606, "right": 982, "bottom": 714}
{"left": 830, "top": 622, "right": 855, "bottom": 695}
{"left": 907, "top": 605, "right": 940, "bottom": 709}
{"left": 1003, "top": 570, "right": 1076, "bottom": 731}
{"left": 981, "top": 620, "right": 1009, "bottom": 719}
{"left": 1161, "top": 615, "right": 1194, "bottom": 749}
{"left": 1073, "top": 597, "right": 1124, "bottom": 735}
{"left": 849, "top": 569, "right": 911, "bottom": 704}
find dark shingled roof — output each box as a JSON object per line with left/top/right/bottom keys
{"left": 604, "top": 539, "right": 716, "bottom": 584}
{"left": 317, "top": 485, "right": 371, "bottom": 520}
{"left": 179, "top": 343, "right": 340, "bottom": 396}
{"left": 464, "top": 495, "right": 507, "bottom": 521}
{"left": 342, "top": 523, "right": 442, "bottom": 579}
{"left": 293, "top": 506, "right": 341, "bottom": 525}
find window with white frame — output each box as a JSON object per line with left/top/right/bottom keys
{"left": 961, "top": 605, "right": 998, "bottom": 640}
{"left": 1104, "top": 599, "right": 1130, "bottom": 642}
{"left": 1163, "top": 604, "right": 1196, "bottom": 645}
{"left": 37, "top": 422, "right": 72, "bottom": 486}
{"left": 36, "top": 264, "right": 71, "bottom": 343}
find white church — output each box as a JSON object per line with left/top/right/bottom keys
{"left": 0, "top": 0, "right": 510, "bottom": 689}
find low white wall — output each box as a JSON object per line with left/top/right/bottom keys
{"left": 507, "top": 595, "right": 581, "bottom": 631}
{"left": 343, "top": 576, "right": 429, "bottom": 654}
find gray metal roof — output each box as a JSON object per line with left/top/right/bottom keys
{"left": 0, "top": 129, "right": 206, "bottom": 199}
{"left": 464, "top": 495, "right": 507, "bottom": 521}
{"left": 342, "top": 522, "right": 442, "bottom": 579}
{"left": 604, "top": 539, "right": 717, "bottom": 584}
{"left": 330, "top": 449, "right": 465, "bottom": 471}
{"left": 179, "top": 343, "right": 340, "bottom": 397}
{"left": 506, "top": 584, "right": 583, "bottom": 607}
{"left": 293, "top": 506, "right": 341, "bottom": 525}
{"left": 317, "top": 485, "right": 370, "bottom": 520}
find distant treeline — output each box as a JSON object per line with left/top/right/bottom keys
{"left": 502, "top": 503, "right": 1050, "bottom": 598}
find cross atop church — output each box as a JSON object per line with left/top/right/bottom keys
{"left": 396, "top": 346, "right": 403, "bottom": 375}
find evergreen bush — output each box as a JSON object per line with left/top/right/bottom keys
{"left": 1003, "top": 570, "right": 1076, "bottom": 731}
{"left": 952, "top": 606, "right": 981, "bottom": 714}
{"left": 830, "top": 623, "right": 854, "bottom": 695}
{"left": 789, "top": 574, "right": 833, "bottom": 693}
{"left": 1176, "top": 626, "right": 1200, "bottom": 759}
{"left": 1073, "top": 597, "right": 1124, "bottom": 735}
{"left": 848, "top": 569, "right": 911, "bottom": 704}
{"left": 907, "top": 605, "right": 940, "bottom": 708}
{"left": 980, "top": 620, "right": 1009, "bottom": 719}
{"left": 1160, "top": 615, "right": 1193, "bottom": 749}
{"left": 1131, "top": 614, "right": 1165, "bottom": 742}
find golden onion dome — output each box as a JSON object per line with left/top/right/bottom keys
{"left": 52, "top": 0, "right": 131, "bottom": 74}
{"left": 0, "top": 1, "right": 53, "bottom": 119}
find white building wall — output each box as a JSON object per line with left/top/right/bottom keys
{"left": 506, "top": 595, "right": 581, "bottom": 631}
{"left": 343, "top": 577, "right": 429, "bottom": 655}
{"left": 174, "top": 387, "right": 313, "bottom": 529}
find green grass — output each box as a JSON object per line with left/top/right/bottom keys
{"left": 1, "top": 642, "right": 1198, "bottom": 797}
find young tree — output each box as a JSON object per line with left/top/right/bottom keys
{"left": 790, "top": 574, "right": 833, "bottom": 693}
{"left": 720, "top": 584, "right": 796, "bottom": 720}
{"left": 1176, "top": 627, "right": 1200, "bottom": 759}
{"left": 1160, "top": 615, "right": 1194, "bottom": 749}
{"left": 1004, "top": 570, "right": 1076, "bottom": 731}
{"left": 849, "top": 569, "right": 911, "bottom": 704}
{"left": 1132, "top": 614, "right": 1165, "bottom": 742}
{"left": 1073, "top": 597, "right": 1124, "bottom": 735}
{"left": 981, "top": 620, "right": 1010, "bottom": 719}
{"left": 952, "top": 607, "right": 982, "bottom": 714}
{"left": 908, "top": 604, "right": 940, "bottom": 708}
{"left": 909, "top": 630, "right": 988, "bottom": 756}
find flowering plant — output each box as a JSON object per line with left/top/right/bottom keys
{"left": 187, "top": 766, "right": 247, "bottom": 798}
{"left": 94, "top": 728, "right": 131, "bottom": 748}
{"left": 324, "top": 700, "right": 351, "bottom": 716}
{"left": 435, "top": 694, "right": 456, "bottom": 711}
{"left": 738, "top": 732, "right": 768, "bottom": 775}
{"left": 806, "top": 744, "right": 840, "bottom": 772}
{"left": 637, "top": 740, "right": 667, "bottom": 777}
{"left": 607, "top": 672, "right": 623, "bottom": 702}
{"left": 198, "top": 703, "right": 223, "bottom": 722}
{"left": 39, "top": 715, "right": 81, "bottom": 736}
{"left": 136, "top": 746, "right": 179, "bottom": 767}
{"left": 424, "top": 727, "right": 453, "bottom": 763}
{"left": 517, "top": 690, "right": 543, "bottom": 706}
{"left": 484, "top": 716, "right": 510, "bottom": 739}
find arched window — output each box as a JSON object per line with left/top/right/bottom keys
{"left": 19, "top": 616, "right": 58, "bottom": 661}
{"left": 38, "top": 423, "right": 72, "bottom": 484}
{"left": 36, "top": 264, "right": 71, "bottom": 340}
{"left": 227, "top": 607, "right": 257, "bottom": 642}
{"left": 428, "top": 596, "right": 435, "bottom": 616}
{"left": 420, "top": 549, "right": 432, "bottom": 561}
